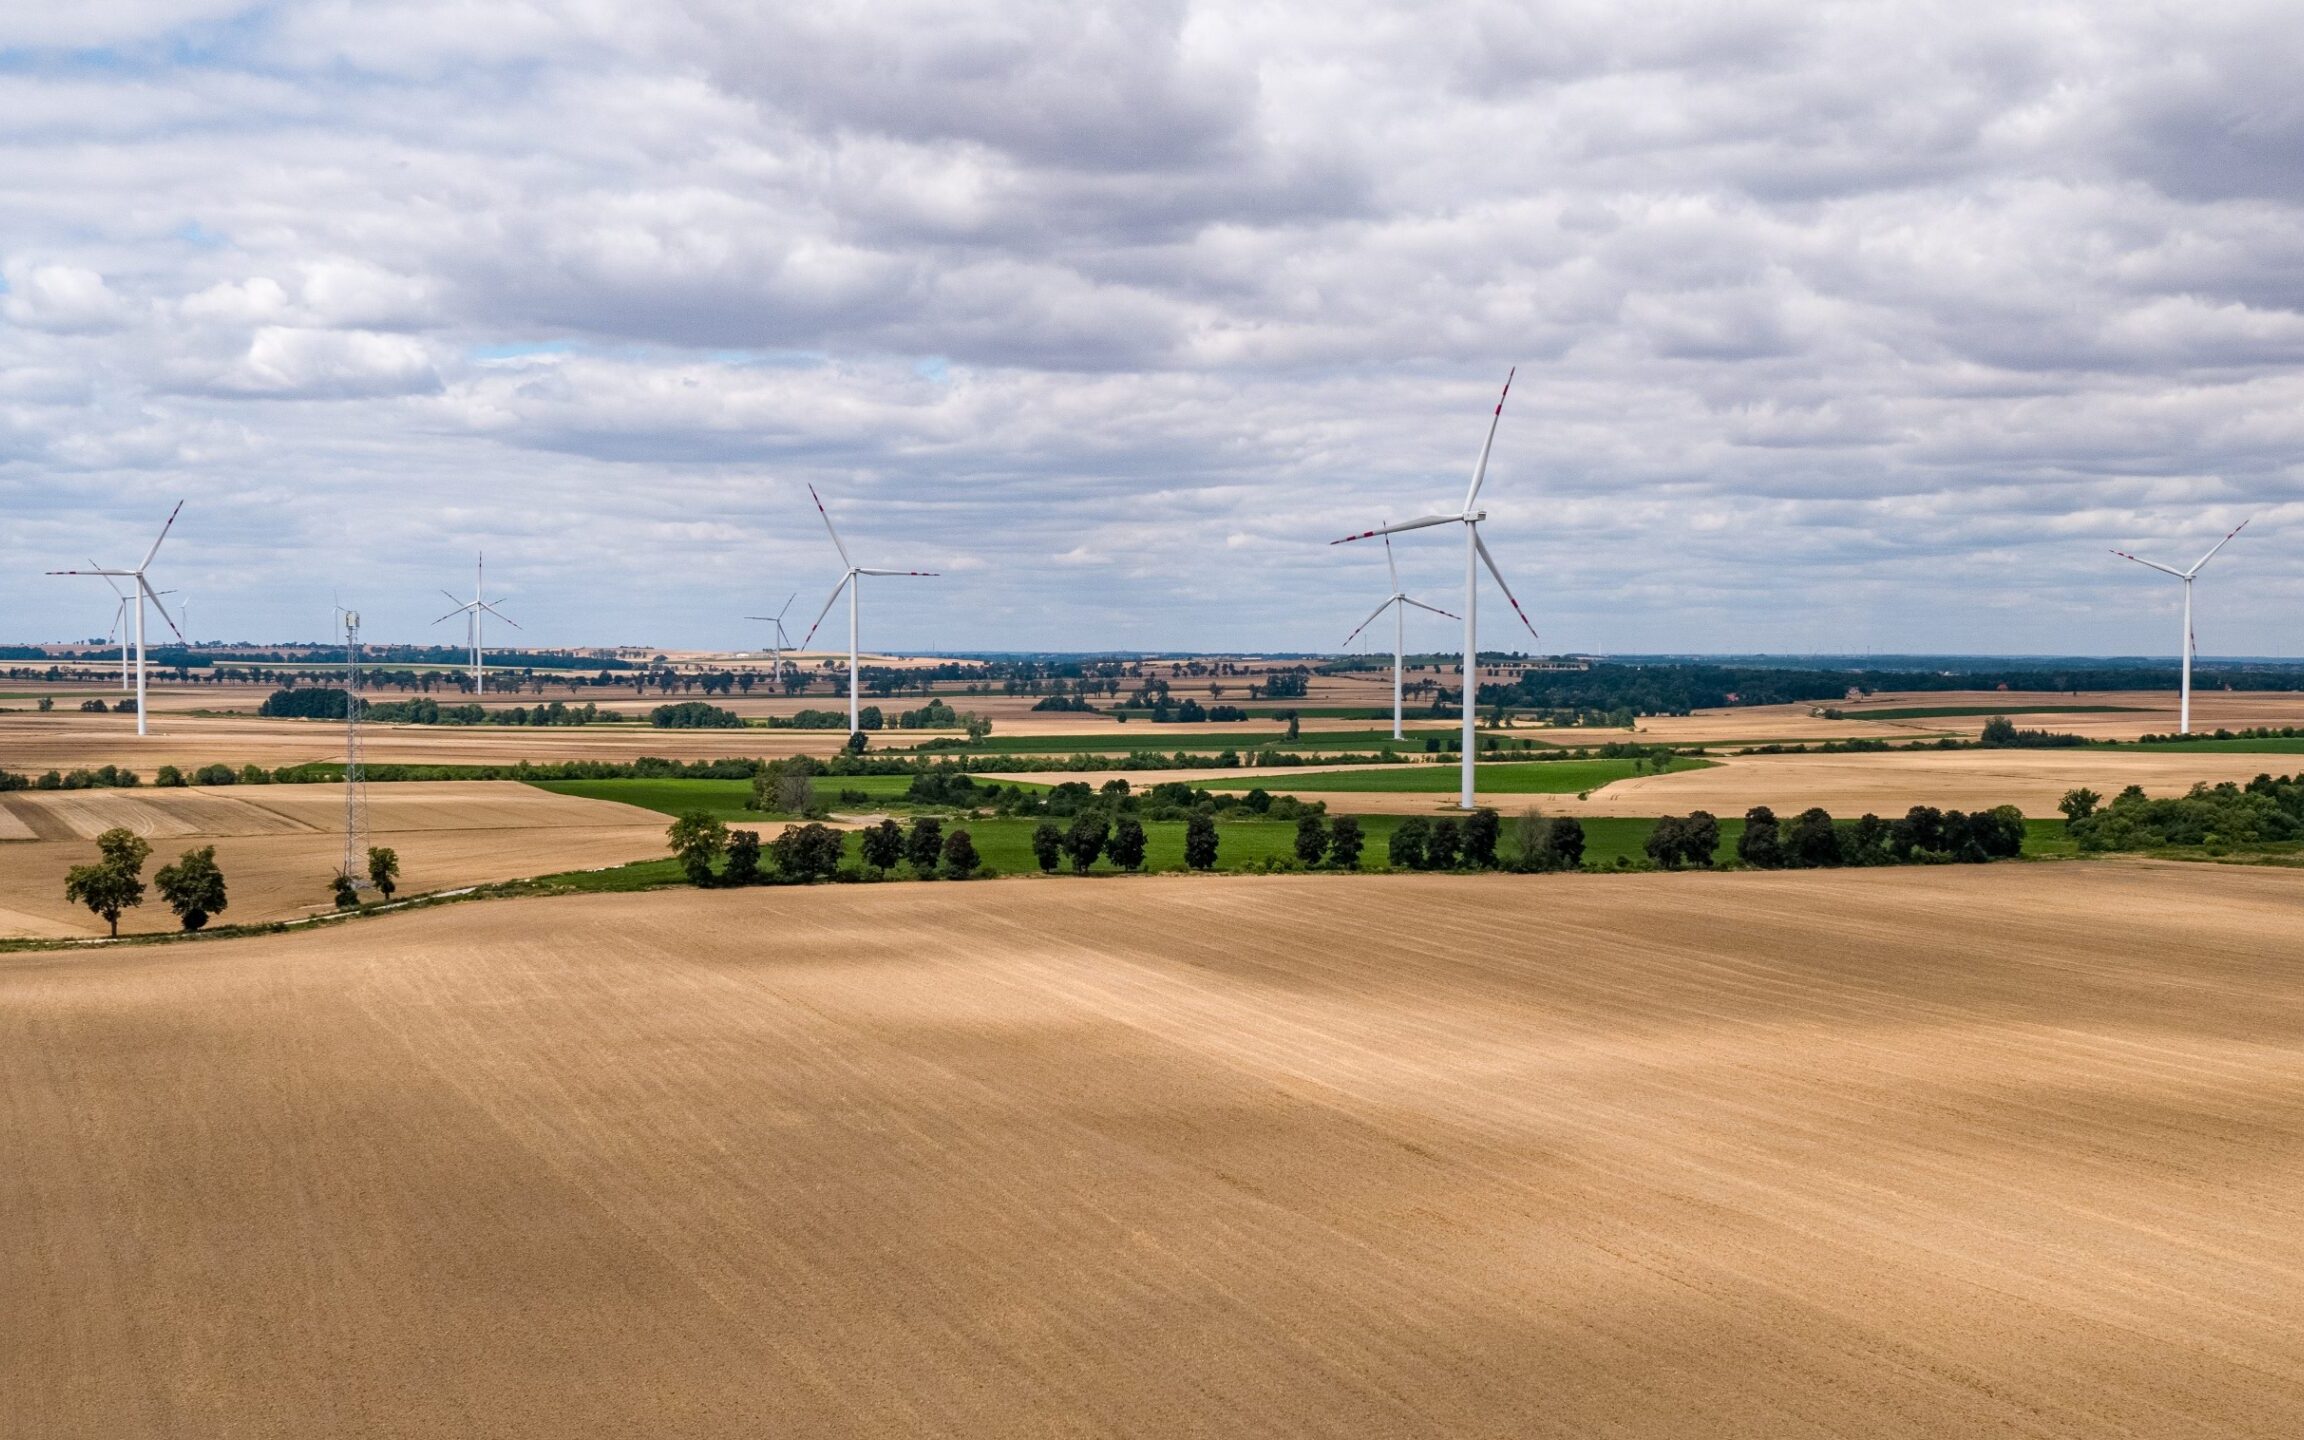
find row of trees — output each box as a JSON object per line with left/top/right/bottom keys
{"left": 2061, "top": 772, "right": 2304, "bottom": 851}
{"left": 1646, "top": 805, "right": 2026, "bottom": 869}
{"left": 1029, "top": 812, "right": 1222, "bottom": 871}
{"left": 58, "top": 829, "right": 402, "bottom": 937}
{"left": 1380, "top": 810, "right": 1580, "bottom": 871}
{"left": 667, "top": 812, "right": 984, "bottom": 884}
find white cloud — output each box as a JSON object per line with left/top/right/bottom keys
{"left": 3, "top": 1, "right": 2304, "bottom": 655}
{"left": 4, "top": 263, "right": 131, "bottom": 333}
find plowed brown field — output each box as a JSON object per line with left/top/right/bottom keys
{"left": 9, "top": 864, "right": 2304, "bottom": 1436}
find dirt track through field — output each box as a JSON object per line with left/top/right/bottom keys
{"left": 10, "top": 864, "right": 2304, "bottom": 1435}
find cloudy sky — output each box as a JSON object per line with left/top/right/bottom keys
{"left": 3, "top": 1, "right": 2301, "bottom": 656}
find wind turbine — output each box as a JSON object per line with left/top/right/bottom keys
{"left": 1341, "top": 534, "right": 1457, "bottom": 742}
{"left": 49, "top": 503, "right": 185, "bottom": 737}
{"left": 746, "top": 592, "right": 797, "bottom": 687}
{"left": 2113, "top": 518, "right": 2250, "bottom": 736}
{"left": 95, "top": 570, "right": 132, "bottom": 691}
{"left": 432, "top": 553, "right": 519, "bottom": 694}
{"left": 1331, "top": 371, "right": 1539, "bottom": 810}
{"left": 798, "top": 487, "right": 937, "bottom": 735}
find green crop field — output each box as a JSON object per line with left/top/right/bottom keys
{"left": 1204, "top": 756, "right": 1713, "bottom": 794}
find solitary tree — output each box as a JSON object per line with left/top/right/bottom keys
{"left": 1031, "top": 821, "right": 1063, "bottom": 873}
{"left": 1388, "top": 816, "right": 1429, "bottom": 870}
{"left": 366, "top": 845, "right": 399, "bottom": 900}
{"left": 1461, "top": 808, "right": 1500, "bottom": 869}
{"left": 1737, "top": 806, "right": 1784, "bottom": 868}
{"left": 1847, "top": 812, "right": 1890, "bottom": 865}
{"left": 905, "top": 816, "right": 944, "bottom": 876}
{"left": 759, "top": 756, "right": 820, "bottom": 816}
{"left": 1786, "top": 807, "right": 1842, "bottom": 868}
{"left": 939, "top": 827, "right": 980, "bottom": 880}
{"left": 1326, "top": 815, "right": 1364, "bottom": 870}
{"left": 1108, "top": 816, "right": 1147, "bottom": 871}
{"left": 154, "top": 845, "right": 227, "bottom": 932}
{"left": 1680, "top": 811, "right": 1720, "bottom": 867}
{"left": 64, "top": 827, "right": 150, "bottom": 937}
{"left": 724, "top": 829, "right": 763, "bottom": 885}
{"left": 1645, "top": 815, "right": 1688, "bottom": 869}
{"left": 331, "top": 873, "right": 360, "bottom": 909}
{"left": 1425, "top": 816, "right": 1463, "bottom": 870}
{"left": 1063, "top": 814, "right": 1109, "bottom": 874}
{"left": 770, "top": 822, "right": 845, "bottom": 882}
{"left": 666, "top": 810, "right": 730, "bottom": 886}
{"left": 1543, "top": 815, "right": 1586, "bottom": 870}
{"left": 1183, "top": 812, "right": 1219, "bottom": 870}
{"left": 860, "top": 818, "right": 904, "bottom": 874}
{"left": 1293, "top": 813, "right": 1328, "bottom": 866}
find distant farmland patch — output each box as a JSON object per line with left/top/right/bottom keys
{"left": 1205, "top": 757, "right": 1713, "bottom": 794}
{"left": 1849, "top": 704, "right": 2148, "bottom": 721}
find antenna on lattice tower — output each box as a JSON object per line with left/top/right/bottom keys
{"left": 336, "top": 605, "right": 373, "bottom": 888}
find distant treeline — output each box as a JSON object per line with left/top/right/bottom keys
{"left": 1475, "top": 661, "right": 2304, "bottom": 715}
{"left": 1646, "top": 804, "right": 2028, "bottom": 868}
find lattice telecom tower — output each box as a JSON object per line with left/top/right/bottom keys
{"left": 339, "top": 608, "right": 373, "bottom": 888}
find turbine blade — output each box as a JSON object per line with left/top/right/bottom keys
{"left": 1462, "top": 368, "right": 1514, "bottom": 513}
{"left": 1401, "top": 596, "right": 1460, "bottom": 620}
{"left": 810, "top": 486, "right": 853, "bottom": 567}
{"left": 1331, "top": 514, "right": 1459, "bottom": 545}
{"left": 2111, "top": 549, "right": 2186, "bottom": 579}
{"left": 47, "top": 568, "right": 136, "bottom": 577}
{"left": 138, "top": 578, "right": 186, "bottom": 643}
{"left": 93, "top": 563, "right": 126, "bottom": 599}
{"left": 800, "top": 575, "right": 850, "bottom": 647}
{"left": 479, "top": 602, "right": 521, "bottom": 630}
{"left": 1383, "top": 532, "right": 1399, "bottom": 592}
{"left": 137, "top": 500, "right": 184, "bottom": 573}
{"left": 1473, "top": 531, "right": 1539, "bottom": 640}
{"left": 777, "top": 591, "right": 796, "bottom": 620}
{"left": 431, "top": 606, "right": 468, "bottom": 626}
{"left": 2187, "top": 516, "right": 2252, "bottom": 576}
{"left": 856, "top": 567, "right": 937, "bottom": 577}
{"left": 1341, "top": 596, "right": 1395, "bottom": 648}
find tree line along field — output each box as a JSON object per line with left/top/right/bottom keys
{"left": 524, "top": 777, "right": 2076, "bottom": 877}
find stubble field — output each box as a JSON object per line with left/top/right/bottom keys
{"left": 8, "top": 864, "right": 2304, "bottom": 1436}
{"left": 0, "top": 782, "right": 671, "bottom": 937}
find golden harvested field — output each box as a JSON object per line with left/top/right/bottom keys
{"left": 0, "top": 709, "right": 845, "bottom": 774}
{"left": 0, "top": 782, "right": 668, "bottom": 938}
{"left": 8, "top": 865, "right": 2304, "bottom": 1436}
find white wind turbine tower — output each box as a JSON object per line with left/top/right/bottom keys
{"left": 432, "top": 553, "right": 520, "bottom": 694}
{"left": 49, "top": 502, "right": 185, "bottom": 737}
{"left": 746, "top": 592, "right": 797, "bottom": 687}
{"left": 799, "top": 486, "right": 937, "bottom": 735}
{"left": 2113, "top": 517, "right": 2251, "bottom": 736}
{"left": 1341, "top": 534, "right": 1457, "bottom": 742}
{"left": 1332, "top": 371, "right": 1539, "bottom": 810}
